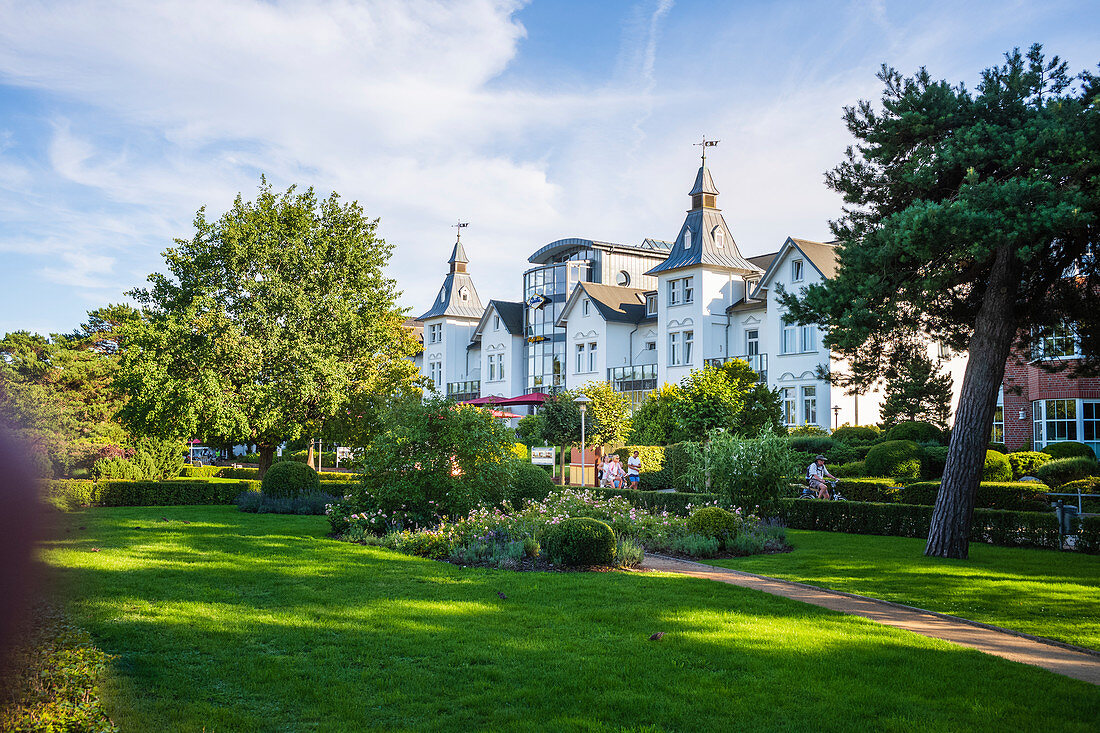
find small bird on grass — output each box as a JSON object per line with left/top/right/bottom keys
{"left": 90, "top": 548, "right": 100, "bottom": 552}
{"left": 649, "top": 632, "right": 665, "bottom": 641}
{"left": 159, "top": 517, "right": 169, "bottom": 522}
{"left": 497, "top": 591, "right": 507, "bottom": 600}
{"left": 182, "top": 520, "right": 191, "bottom": 525}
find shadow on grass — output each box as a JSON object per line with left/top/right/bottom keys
{"left": 38, "top": 507, "right": 1100, "bottom": 733}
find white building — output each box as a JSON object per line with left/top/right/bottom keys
{"left": 411, "top": 160, "right": 962, "bottom": 430}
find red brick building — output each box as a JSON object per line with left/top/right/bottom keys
{"left": 1000, "top": 333, "right": 1100, "bottom": 458}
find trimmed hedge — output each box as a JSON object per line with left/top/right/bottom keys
{"left": 1006, "top": 451, "right": 1051, "bottom": 479}
{"left": 865, "top": 440, "right": 922, "bottom": 480}
{"left": 662, "top": 442, "right": 696, "bottom": 489}
{"left": 1078, "top": 516, "right": 1100, "bottom": 554}
{"left": 884, "top": 421, "right": 944, "bottom": 444}
{"left": 831, "top": 461, "right": 866, "bottom": 478}
{"left": 1041, "top": 441, "right": 1096, "bottom": 460}
{"left": 180, "top": 465, "right": 357, "bottom": 481}
{"left": 779, "top": 500, "right": 1071, "bottom": 551}
{"left": 613, "top": 446, "right": 666, "bottom": 473}
{"left": 1034, "top": 457, "right": 1100, "bottom": 488}
{"left": 1059, "top": 477, "right": 1100, "bottom": 494}
{"left": 638, "top": 469, "right": 675, "bottom": 491}
{"left": 179, "top": 465, "right": 224, "bottom": 478}
{"left": 835, "top": 478, "right": 899, "bottom": 503}
{"left": 42, "top": 479, "right": 97, "bottom": 510}
{"left": 983, "top": 450, "right": 1012, "bottom": 482}
{"left": 898, "top": 481, "right": 1053, "bottom": 512}
{"left": 261, "top": 461, "right": 320, "bottom": 499}
{"left": 831, "top": 426, "right": 880, "bottom": 443}
{"left": 592, "top": 487, "right": 717, "bottom": 515}
{"left": 538, "top": 517, "right": 617, "bottom": 566}
{"left": 96, "top": 480, "right": 257, "bottom": 507}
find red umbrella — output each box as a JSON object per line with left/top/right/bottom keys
{"left": 490, "top": 409, "right": 522, "bottom": 419}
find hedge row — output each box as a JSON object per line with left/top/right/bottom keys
{"left": 44, "top": 479, "right": 261, "bottom": 508}
{"left": 778, "top": 499, "right": 1098, "bottom": 553}
{"left": 899, "top": 481, "right": 1052, "bottom": 511}
{"left": 179, "top": 465, "right": 358, "bottom": 481}
{"left": 612, "top": 446, "right": 666, "bottom": 474}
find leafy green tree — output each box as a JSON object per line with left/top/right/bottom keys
{"left": 579, "top": 381, "right": 632, "bottom": 446}
{"left": 516, "top": 413, "right": 546, "bottom": 447}
{"left": 878, "top": 340, "right": 955, "bottom": 429}
{"left": 539, "top": 390, "right": 581, "bottom": 482}
{"left": 781, "top": 45, "right": 1100, "bottom": 557}
{"left": 118, "top": 180, "right": 420, "bottom": 476}
{"left": 351, "top": 396, "right": 516, "bottom": 524}
{"left": 731, "top": 382, "right": 785, "bottom": 436}
{"left": 626, "top": 383, "right": 683, "bottom": 445}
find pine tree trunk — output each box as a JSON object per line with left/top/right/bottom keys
{"left": 925, "top": 245, "right": 1019, "bottom": 559}
{"left": 257, "top": 445, "right": 275, "bottom": 479}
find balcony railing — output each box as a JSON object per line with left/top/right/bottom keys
{"left": 704, "top": 354, "right": 768, "bottom": 382}
{"left": 608, "top": 364, "right": 658, "bottom": 393}
{"left": 446, "top": 381, "right": 481, "bottom": 402}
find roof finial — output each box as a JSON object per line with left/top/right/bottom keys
{"left": 452, "top": 220, "right": 469, "bottom": 243}
{"left": 693, "top": 135, "right": 719, "bottom": 167}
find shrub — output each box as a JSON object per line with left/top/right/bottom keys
{"left": 884, "top": 421, "right": 944, "bottom": 444}
{"left": 683, "top": 428, "right": 799, "bottom": 516}
{"left": 832, "top": 425, "right": 881, "bottom": 443}
{"left": 897, "top": 481, "right": 1052, "bottom": 511}
{"left": 1059, "top": 477, "right": 1100, "bottom": 494}
{"left": 41, "top": 479, "right": 97, "bottom": 511}
{"left": 788, "top": 424, "right": 829, "bottom": 436}
{"left": 788, "top": 436, "right": 835, "bottom": 454}
{"left": 831, "top": 460, "right": 866, "bottom": 478}
{"left": 988, "top": 442, "right": 1008, "bottom": 453}
{"left": 516, "top": 413, "right": 545, "bottom": 447}
{"left": 864, "top": 440, "right": 922, "bottom": 480}
{"left": 1041, "top": 441, "right": 1096, "bottom": 460}
{"left": 920, "top": 445, "right": 949, "bottom": 479}
{"left": 179, "top": 465, "right": 223, "bottom": 478}
{"left": 510, "top": 462, "right": 554, "bottom": 506}
{"left": 592, "top": 487, "right": 717, "bottom": 515}
{"left": 1034, "top": 457, "right": 1100, "bottom": 488}
{"left": 667, "top": 533, "right": 721, "bottom": 557}
{"left": 261, "top": 460, "right": 321, "bottom": 499}
{"left": 780, "top": 500, "right": 1061, "bottom": 549}
{"left": 1006, "top": 451, "right": 1051, "bottom": 479}
{"left": 835, "top": 478, "right": 899, "bottom": 503}
{"left": 538, "top": 517, "right": 617, "bottom": 566}
{"left": 638, "top": 468, "right": 674, "bottom": 491}
{"left": 983, "top": 450, "right": 1012, "bottom": 482}
{"left": 613, "top": 445, "right": 666, "bottom": 473}
{"left": 662, "top": 442, "right": 695, "bottom": 489}
{"left": 1077, "top": 515, "right": 1100, "bottom": 554}
{"left": 95, "top": 480, "right": 255, "bottom": 506}
{"left": 686, "top": 506, "right": 741, "bottom": 539}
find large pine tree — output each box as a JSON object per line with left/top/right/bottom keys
{"left": 782, "top": 46, "right": 1100, "bottom": 558}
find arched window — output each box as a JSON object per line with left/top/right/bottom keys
{"left": 714, "top": 227, "right": 725, "bottom": 248}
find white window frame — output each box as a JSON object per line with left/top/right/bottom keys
{"left": 669, "top": 332, "right": 681, "bottom": 365}
{"left": 1032, "top": 322, "right": 1081, "bottom": 361}
{"left": 800, "top": 325, "right": 816, "bottom": 353}
{"left": 781, "top": 387, "right": 796, "bottom": 426}
{"left": 682, "top": 277, "right": 694, "bottom": 304}
{"left": 428, "top": 324, "right": 441, "bottom": 344}
{"left": 576, "top": 343, "right": 585, "bottom": 373}
{"left": 683, "top": 330, "right": 693, "bottom": 365}
{"left": 588, "top": 342, "right": 598, "bottom": 373}
{"left": 493, "top": 315, "right": 501, "bottom": 331}
{"left": 582, "top": 299, "right": 590, "bottom": 317}
{"left": 428, "top": 361, "right": 442, "bottom": 389}
{"left": 802, "top": 385, "right": 817, "bottom": 426}
{"left": 781, "top": 325, "right": 797, "bottom": 354}
{"left": 645, "top": 294, "right": 657, "bottom": 315}
{"left": 714, "top": 227, "right": 725, "bottom": 248}
{"left": 669, "top": 279, "right": 682, "bottom": 306}
{"left": 683, "top": 229, "right": 692, "bottom": 249}
{"left": 746, "top": 329, "right": 759, "bottom": 356}
{"left": 792, "top": 259, "right": 805, "bottom": 282}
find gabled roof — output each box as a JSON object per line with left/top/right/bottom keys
{"left": 646, "top": 165, "right": 765, "bottom": 276}
{"left": 555, "top": 282, "right": 650, "bottom": 327}
{"left": 473, "top": 299, "right": 525, "bottom": 338}
{"left": 756, "top": 237, "right": 838, "bottom": 291}
{"left": 416, "top": 271, "right": 484, "bottom": 320}
{"left": 747, "top": 252, "right": 778, "bottom": 272}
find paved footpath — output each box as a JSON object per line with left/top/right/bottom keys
{"left": 641, "top": 554, "right": 1100, "bottom": 686}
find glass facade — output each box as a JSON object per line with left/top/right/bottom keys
{"left": 1033, "top": 398, "right": 1100, "bottom": 458}
{"left": 524, "top": 254, "right": 594, "bottom": 392}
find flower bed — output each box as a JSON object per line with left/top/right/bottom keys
{"left": 328, "top": 488, "right": 789, "bottom": 569}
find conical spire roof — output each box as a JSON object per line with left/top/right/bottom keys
{"left": 689, "top": 166, "right": 719, "bottom": 196}
{"left": 448, "top": 240, "right": 468, "bottom": 265}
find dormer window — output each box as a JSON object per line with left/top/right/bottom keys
{"left": 459, "top": 286, "right": 470, "bottom": 302}
{"left": 792, "top": 259, "right": 805, "bottom": 282}
{"left": 582, "top": 299, "right": 591, "bottom": 317}
{"left": 683, "top": 229, "right": 692, "bottom": 249}
{"left": 645, "top": 293, "right": 657, "bottom": 316}
{"left": 714, "top": 227, "right": 724, "bottom": 249}
{"left": 493, "top": 314, "right": 501, "bottom": 331}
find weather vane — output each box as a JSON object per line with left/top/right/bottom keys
{"left": 694, "top": 135, "right": 719, "bottom": 166}
{"left": 452, "top": 220, "right": 469, "bottom": 242}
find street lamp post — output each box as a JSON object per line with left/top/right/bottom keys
{"left": 574, "top": 394, "right": 591, "bottom": 487}
{"left": 832, "top": 405, "right": 841, "bottom": 431}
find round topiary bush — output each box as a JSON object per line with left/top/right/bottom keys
{"left": 538, "top": 517, "right": 616, "bottom": 566}
{"left": 884, "top": 421, "right": 944, "bottom": 445}
{"left": 982, "top": 450, "right": 1012, "bottom": 482}
{"left": 921, "top": 445, "right": 949, "bottom": 479}
{"left": 1034, "top": 456, "right": 1100, "bottom": 488}
{"left": 261, "top": 460, "right": 320, "bottom": 499}
{"left": 510, "top": 462, "right": 554, "bottom": 507}
{"left": 686, "top": 506, "right": 742, "bottom": 539}
{"left": 864, "top": 440, "right": 922, "bottom": 480}
{"left": 1041, "top": 441, "right": 1096, "bottom": 460}
{"left": 831, "top": 426, "right": 881, "bottom": 443}
{"left": 1006, "top": 451, "right": 1051, "bottom": 479}
{"left": 1059, "top": 477, "right": 1100, "bottom": 494}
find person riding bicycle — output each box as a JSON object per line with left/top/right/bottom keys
{"left": 807, "top": 454, "right": 835, "bottom": 500}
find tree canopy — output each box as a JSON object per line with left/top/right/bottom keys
{"left": 117, "top": 179, "right": 420, "bottom": 475}
{"left": 781, "top": 45, "right": 1100, "bottom": 557}
{"left": 878, "top": 341, "right": 954, "bottom": 429}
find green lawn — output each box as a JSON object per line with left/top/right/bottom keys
{"left": 40, "top": 507, "right": 1100, "bottom": 732}
{"left": 704, "top": 530, "right": 1100, "bottom": 650}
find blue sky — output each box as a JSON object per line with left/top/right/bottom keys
{"left": 0, "top": 0, "right": 1097, "bottom": 335}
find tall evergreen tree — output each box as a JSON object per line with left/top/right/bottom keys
{"left": 878, "top": 341, "right": 954, "bottom": 429}
{"left": 782, "top": 46, "right": 1100, "bottom": 557}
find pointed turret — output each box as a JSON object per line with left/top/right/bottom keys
{"left": 448, "top": 239, "right": 469, "bottom": 273}
{"left": 416, "top": 227, "right": 484, "bottom": 321}
{"left": 688, "top": 166, "right": 720, "bottom": 210}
